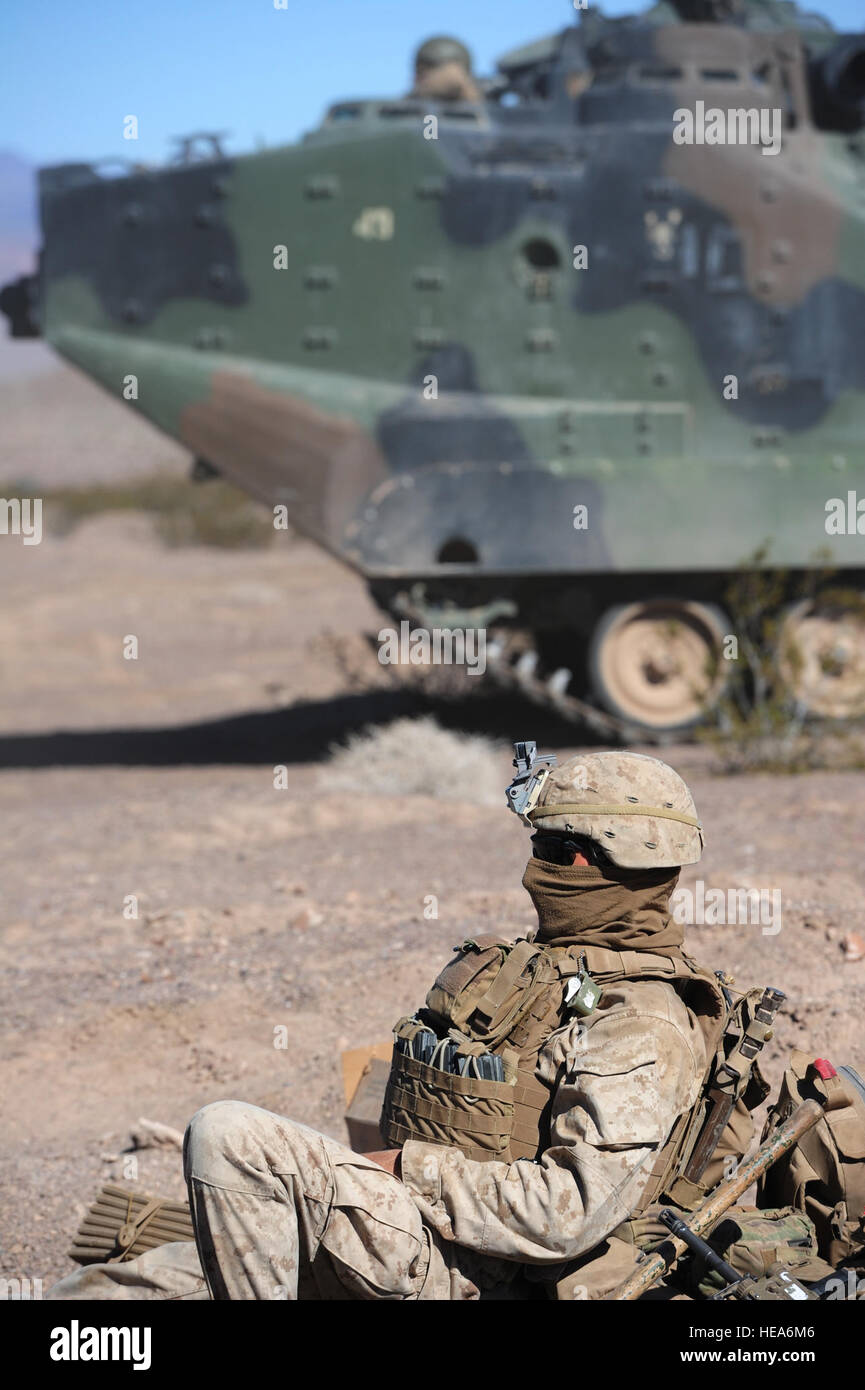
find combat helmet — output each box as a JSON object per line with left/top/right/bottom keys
{"left": 414, "top": 36, "right": 473, "bottom": 72}
{"left": 506, "top": 743, "right": 703, "bottom": 870}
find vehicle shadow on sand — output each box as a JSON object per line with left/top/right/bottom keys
{"left": 0, "top": 690, "right": 598, "bottom": 768}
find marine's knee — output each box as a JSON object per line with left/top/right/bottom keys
{"left": 184, "top": 1100, "right": 262, "bottom": 1176}
{"left": 184, "top": 1101, "right": 310, "bottom": 1183}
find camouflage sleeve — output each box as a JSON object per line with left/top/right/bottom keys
{"left": 399, "top": 980, "right": 707, "bottom": 1263}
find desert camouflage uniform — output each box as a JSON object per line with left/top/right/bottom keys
{"left": 48, "top": 975, "right": 706, "bottom": 1301}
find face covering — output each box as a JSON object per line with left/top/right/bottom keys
{"left": 521, "top": 856, "right": 683, "bottom": 959}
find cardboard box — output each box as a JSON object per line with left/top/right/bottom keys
{"left": 342, "top": 1043, "right": 393, "bottom": 1153}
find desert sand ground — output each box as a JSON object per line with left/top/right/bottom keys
{"left": 1, "top": 345, "right": 864, "bottom": 1290}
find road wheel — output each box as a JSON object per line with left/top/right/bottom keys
{"left": 778, "top": 594, "right": 865, "bottom": 719}
{"left": 588, "top": 599, "right": 729, "bottom": 735}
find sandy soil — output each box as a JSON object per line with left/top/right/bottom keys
{"left": 0, "top": 339, "right": 189, "bottom": 488}
{"left": 1, "top": 345, "right": 864, "bottom": 1291}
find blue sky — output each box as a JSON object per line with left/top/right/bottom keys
{"left": 2, "top": 0, "right": 863, "bottom": 167}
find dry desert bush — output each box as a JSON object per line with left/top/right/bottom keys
{"left": 325, "top": 716, "right": 505, "bottom": 804}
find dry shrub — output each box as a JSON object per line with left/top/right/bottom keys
{"left": 30, "top": 473, "right": 276, "bottom": 549}
{"left": 325, "top": 716, "right": 504, "bottom": 803}
{"left": 698, "top": 545, "right": 865, "bottom": 773}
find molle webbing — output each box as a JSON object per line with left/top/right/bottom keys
{"left": 383, "top": 1050, "right": 515, "bottom": 1162}
{"left": 382, "top": 1046, "right": 554, "bottom": 1164}
{"left": 381, "top": 936, "right": 574, "bottom": 1163}
{"left": 510, "top": 1070, "right": 554, "bottom": 1158}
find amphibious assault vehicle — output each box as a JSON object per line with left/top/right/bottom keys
{"left": 4, "top": 0, "right": 865, "bottom": 737}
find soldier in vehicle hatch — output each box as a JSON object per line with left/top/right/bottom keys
{"left": 47, "top": 747, "right": 865, "bottom": 1301}
{"left": 408, "top": 35, "right": 481, "bottom": 103}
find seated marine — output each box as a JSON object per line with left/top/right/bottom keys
{"left": 48, "top": 747, "right": 865, "bottom": 1301}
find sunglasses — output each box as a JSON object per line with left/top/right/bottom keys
{"left": 530, "top": 833, "right": 610, "bottom": 867}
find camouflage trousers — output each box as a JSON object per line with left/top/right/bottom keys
{"left": 48, "top": 1102, "right": 479, "bottom": 1301}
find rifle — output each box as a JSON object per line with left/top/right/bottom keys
{"left": 656, "top": 1209, "right": 817, "bottom": 1301}
{"left": 612, "top": 1098, "right": 823, "bottom": 1301}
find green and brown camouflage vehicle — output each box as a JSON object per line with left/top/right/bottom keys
{"left": 4, "top": 0, "right": 865, "bottom": 737}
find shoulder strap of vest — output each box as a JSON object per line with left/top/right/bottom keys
{"left": 576, "top": 945, "right": 728, "bottom": 1021}
{"left": 534, "top": 943, "right": 730, "bottom": 1033}
{"left": 537, "top": 943, "right": 682, "bottom": 978}
{"left": 529, "top": 941, "right": 690, "bottom": 972}
{"left": 577, "top": 943, "right": 687, "bottom": 982}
